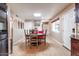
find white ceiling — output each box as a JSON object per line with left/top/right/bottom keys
{"left": 8, "top": 3, "right": 70, "bottom": 21}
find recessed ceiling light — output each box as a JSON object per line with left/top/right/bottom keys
{"left": 33, "top": 13, "right": 42, "bottom": 17}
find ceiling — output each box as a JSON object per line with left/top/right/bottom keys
{"left": 8, "top": 3, "right": 70, "bottom": 21}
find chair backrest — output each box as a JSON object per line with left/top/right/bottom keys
{"left": 25, "top": 30, "right": 32, "bottom": 35}
{"left": 24, "top": 30, "right": 31, "bottom": 36}
{"left": 37, "top": 29, "right": 43, "bottom": 34}
{"left": 29, "top": 30, "right": 33, "bottom": 34}
{"left": 45, "top": 29, "right": 47, "bottom": 35}
{"left": 32, "top": 30, "right": 38, "bottom": 34}
{"left": 38, "top": 29, "right": 47, "bottom": 35}
{"left": 43, "top": 30, "right": 47, "bottom": 39}
{"left": 24, "top": 30, "right": 27, "bottom": 38}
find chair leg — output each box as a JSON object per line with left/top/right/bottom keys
{"left": 37, "top": 40, "right": 38, "bottom": 48}
{"left": 44, "top": 39, "right": 46, "bottom": 45}
{"left": 25, "top": 40, "right": 28, "bottom": 47}
{"left": 25, "top": 40, "right": 27, "bottom": 46}
{"left": 29, "top": 41, "right": 31, "bottom": 48}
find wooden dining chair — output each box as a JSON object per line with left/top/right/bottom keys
{"left": 24, "top": 30, "right": 30, "bottom": 47}
{"left": 29, "top": 30, "right": 38, "bottom": 48}
{"left": 38, "top": 30, "right": 47, "bottom": 45}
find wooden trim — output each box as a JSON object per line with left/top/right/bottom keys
{"left": 43, "top": 22, "right": 49, "bottom": 24}
{"left": 63, "top": 45, "right": 71, "bottom": 51}
{"left": 51, "top": 18, "right": 59, "bottom": 23}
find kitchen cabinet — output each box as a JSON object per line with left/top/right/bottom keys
{"left": 71, "top": 36, "right": 79, "bottom": 56}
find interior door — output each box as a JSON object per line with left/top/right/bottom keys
{"left": 62, "top": 8, "right": 75, "bottom": 50}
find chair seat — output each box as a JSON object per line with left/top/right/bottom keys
{"left": 38, "top": 36, "right": 45, "bottom": 39}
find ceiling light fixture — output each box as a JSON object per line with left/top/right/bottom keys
{"left": 33, "top": 13, "right": 42, "bottom": 17}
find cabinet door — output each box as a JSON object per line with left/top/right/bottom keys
{"left": 0, "top": 3, "right": 8, "bottom": 56}
{"left": 0, "top": 38, "right": 8, "bottom": 56}
{"left": 71, "top": 39, "right": 79, "bottom": 56}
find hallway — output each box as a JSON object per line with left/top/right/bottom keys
{"left": 11, "top": 35, "right": 70, "bottom": 56}
{"left": 0, "top": 2, "right": 79, "bottom": 56}
{"left": 6, "top": 3, "right": 75, "bottom": 56}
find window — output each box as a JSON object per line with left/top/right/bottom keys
{"left": 52, "top": 20, "right": 60, "bottom": 33}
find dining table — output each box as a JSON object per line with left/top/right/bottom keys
{"left": 25, "top": 33, "right": 46, "bottom": 46}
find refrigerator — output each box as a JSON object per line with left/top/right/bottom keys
{"left": 0, "top": 3, "right": 8, "bottom": 56}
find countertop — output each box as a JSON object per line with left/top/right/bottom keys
{"left": 71, "top": 35, "right": 79, "bottom": 40}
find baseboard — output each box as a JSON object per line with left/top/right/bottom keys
{"left": 52, "top": 38, "right": 63, "bottom": 46}
{"left": 63, "top": 45, "right": 71, "bottom": 51}
{"left": 52, "top": 38, "right": 71, "bottom": 51}
{"left": 13, "top": 39, "right": 22, "bottom": 46}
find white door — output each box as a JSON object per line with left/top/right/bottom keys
{"left": 62, "top": 8, "right": 75, "bottom": 50}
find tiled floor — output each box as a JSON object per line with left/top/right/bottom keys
{"left": 10, "top": 35, "right": 70, "bottom": 56}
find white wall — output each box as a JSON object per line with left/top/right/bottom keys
{"left": 51, "top": 19, "right": 63, "bottom": 43}
{"left": 12, "top": 15, "right": 25, "bottom": 45}
{"left": 24, "top": 20, "right": 42, "bottom": 30}
{"left": 61, "top": 7, "right": 75, "bottom": 50}
{"left": 13, "top": 29, "right": 25, "bottom": 44}
{"left": 37, "top": 21, "right": 42, "bottom": 30}
{"left": 49, "top": 4, "right": 75, "bottom": 46}
{"left": 24, "top": 21, "right": 34, "bottom": 30}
